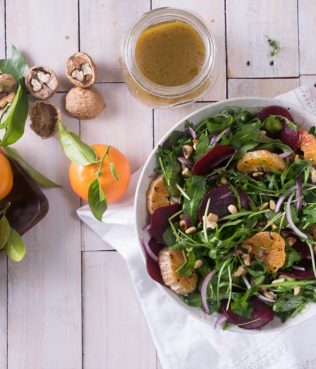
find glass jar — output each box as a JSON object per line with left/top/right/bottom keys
{"left": 120, "top": 8, "right": 218, "bottom": 109}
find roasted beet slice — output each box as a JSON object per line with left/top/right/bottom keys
{"left": 141, "top": 238, "right": 164, "bottom": 285}
{"left": 293, "top": 238, "right": 310, "bottom": 259}
{"left": 257, "top": 106, "right": 299, "bottom": 150}
{"left": 256, "top": 105, "right": 294, "bottom": 122}
{"left": 198, "top": 186, "right": 236, "bottom": 220}
{"left": 221, "top": 297, "right": 275, "bottom": 329}
{"left": 150, "top": 204, "right": 181, "bottom": 244}
{"left": 192, "top": 145, "right": 235, "bottom": 175}
{"left": 280, "top": 121, "right": 299, "bottom": 151}
{"left": 283, "top": 259, "right": 315, "bottom": 280}
{"left": 238, "top": 189, "right": 250, "bottom": 210}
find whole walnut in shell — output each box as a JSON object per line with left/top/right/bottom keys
{"left": 65, "top": 86, "right": 105, "bottom": 119}
{"left": 25, "top": 66, "right": 59, "bottom": 100}
{"left": 30, "top": 101, "right": 60, "bottom": 138}
{"left": 66, "top": 52, "right": 96, "bottom": 88}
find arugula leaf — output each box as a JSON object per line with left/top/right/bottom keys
{"left": 266, "top": 36, "right": 281, "bottom": 57}
{"left": 177, "top": 249, "right": 196, "bottom": 277}
{"left": 4, "top": 228, "right": 26, "bottom": 262}
{"left": 283, "top": 247, "right": 301, "bottom": 269}
{"left": 182, "top": 293, "right": 202, "bottom": 307}
{"left": 231, "top": 122, "right": 260, "bottom": 150}
{"left": 0, "top": 216, "right": 10, "bottom": 249}
{"left": 163, "top": 227, "right": 176, "bottom": 246}
{"left": 58, "top": 121, "right": 98, "bottom": 166}
{"left": 3, "top": 146, "right": 61, "bottom": 188}
{"left": 0, "top": 45, "right": 28, "bottom": 79}
{"left": 194, "top": 132, "right": 209, "bottom": 159}
{"left": 157, "top": 146, "right": 182, "bottom": 197}
{"left": 183, "top": 176, "right": 206, "bottom": 225}
{"left": 204, "top": 112, "right": 234, "bottom": 134}
{"left": 231, "top": 292, "right": 253, "bottom": 319}
{"left": 0, "top": 81, "right": 28, "bottom": 146}
{"left": 88, "top": 178, "right": 107, "bottom": 221}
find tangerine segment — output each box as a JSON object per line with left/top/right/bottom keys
{"left": 146, "top": 175, "right": 170, "bottom": 214}
{"left": 69, "top": 144, "right": 131, "bottom": 203}
{"left": 242, "top": 231, "right": 286, "bottom": 272}
{"left": 237, "top": 150, "right": 285, "bottom": 173}
{"left": 298, "top": 129, "right": 316, "bottom": 165}
{"left": 0, "top": 152, "right": 13, "bottom": 200}
{"left": 159, "top": 248, "right": 197, "bottom": 295}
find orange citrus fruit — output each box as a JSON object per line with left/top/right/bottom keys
{"left": 237, "top": 150, "right": 286, "bottom": 173}
{"left": 299, "top": 129, "right": 316, "bottom": 164}
{"left": 0, "top": 152, "right": 13, "bottom": 200}
{"left": 69, "top": 144, "right": 131, "bottom": 204}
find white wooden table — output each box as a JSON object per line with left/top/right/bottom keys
{"left": 0, "top": 1, "right": 315, "bottom": 368}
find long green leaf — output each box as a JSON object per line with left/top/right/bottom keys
{"left": 58, "top": 121, "right": 98, "bottom": 166}
{"left": 0, "top": 81, "right": 28, "bottom": 146}
{"left": 0, "top": 216, "right": 10, "bottom": 250}
{"left": 88, "top": 178, "right": 107, "bottom": 221}
{"left": 0, "top": 45, "right": 29, "bottom": 79}
{"left": 4, "top": 228, "right": 26, "bottom": 262}
{"left": 3, "top": 146, "right": 61, "bottom": 188}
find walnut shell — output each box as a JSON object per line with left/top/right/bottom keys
{"left": 65, "top": 86, "right": 105, "bottom": 119}
{"left": 0, "top": 74, "right": 17, "bottom": 94}
{"left": 30, "top": 101, "right": 60, "bottom": 139}
{"left": 25, "top": 66, "right": 59, "bottom": 100}
{"left": 66, "top": 52, "right": 96, "bottom": 88}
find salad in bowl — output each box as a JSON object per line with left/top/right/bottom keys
{"left": 135, "top": 98, "right": 316, "bottom": 331}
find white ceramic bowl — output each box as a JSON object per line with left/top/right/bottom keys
{"left": 135, "top": 97, "right": 316, "bottom": 333}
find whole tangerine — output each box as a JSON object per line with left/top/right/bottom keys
{"left": 69, "top": 144, "right": 131, "bottom": 204}
{"left": 0, "top": 152, "right": 13, "bottom": 201}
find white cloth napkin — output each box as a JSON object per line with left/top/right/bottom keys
{"left": 78, "top": 83, "right": 316, "bottom": 369}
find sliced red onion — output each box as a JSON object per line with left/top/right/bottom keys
{"left": 201, "top": 270, "right": 216, "bottom": 314}
{"left": 296, "top": 177, "right": 303, "bottom": 213}
{"left": 210, "top": 133, "right": 218, "bottom": 146}
{"left": 143, "top": 223, "right": 151, "bottom": 231}
{"left": 257, "top": 292, "right": 275, "bottom": 303}
{"left": 140, "top": 236, "right": 159, "bottom": 262}
{"left": 242, "top": 275, "right": 251, "bottom": 289}
{"left": 286, "top": 193, "right": 308, "bottom": 239}
{"left": 292, "top": 265, "right": 306, "bottom": 271}
{"left": 178, "top": 156, "right": 193, "bottom": 169}
{"left": 275, "top": 195, "right": 287, "bottom": 213}
{"left": 279, "top": 152, "right": 292, "bottom": 159}
{"left": 214, "top": 315, "right": 227, "bottom": 329}
{"left": 182, "top": 213, "right": 191, "bottom": 227}
{"left": 188, "top": 127, "right": 196, "bottom": 139}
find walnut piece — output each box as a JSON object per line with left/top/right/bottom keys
{"left": 30, "top": 101, "right": 60, "bottom": 139}
{"left": 66, "top": 52, "right": 96, "bottom": 88}
{"left": 25, "top": 66, "right": 59, "bottom": 100}
{"left": 0, "top": 74, "right": 17, "bottom": 114}
{"left": 65, "top": 86, "right": 105, "bottom": 119}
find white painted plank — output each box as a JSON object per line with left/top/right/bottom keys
{"left": 8, "top": 93, "right": 82, "bottom": 369}
{"left": 152, "top": 0, "right": 226, "bottom": 101}
{"left": 299, "top": 0, "right": 316, "bottom": 75}
{"left": 80, "top": 83, "right": 153, "bottom": 251}
{"left": 0, "top": 0, "right": 5, "bottom": 58}
{"left": 154, "top": 102, "right": 209, "bottom": 144}
{"left": 300, "top": 75, "right": 316, "bottom": 87}
{"left": 228, "top": 78, "right": 299, "bottom": 98}
{"left": 6, "top": 0, "right": 78, "bottom": 90}
{"left": 80, "top": 0, "right": 149, "bottom": 83}
{"left": 83, "top": 251, "right": 156, "bottom": 369}
{"left": 226, "top": 0, "right": 299, "bottom": 78}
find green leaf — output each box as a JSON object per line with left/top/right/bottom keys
{"left": 110, "top": 161, "right": 119, "bottom": 181}
{"left": 283, "top": 247, "right": 301, "bottom": 269}
{"left": 0, "top": 216, "right": 10, "bottom": 250}
{"left": 266, "top": 36, "right": 281, "bottom": 57}
{"left": 182, "top": 293, "right": 202, "bottom": 307}
{"left": 0, "top": 45, "right": 28, "bottom": 79}
{"left": 3, "top": 146, "right": 61, "bottom": 188}
{"left": 58, "top": 121, "right": 98, "bottom": 166}
{"left": 0, "top": 81, "right": 28, "bottom": 146}
{"left": 204, "top": 112, "right": 234, "bottom": 134}
{"left": 4, "top": 228, "right": 26, "bottom": 262}
{"left": 88, "top": 178, "right": 107, "bottom": 221}
{"left": 163, "top": 227, "right": 176, "bottom": 246}
{"left": 183, "top": 176, "right": 206, "bottom": 225}
{"left": 194, "top": 132, "right": 209, "bottom": 159}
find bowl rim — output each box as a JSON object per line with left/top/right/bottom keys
{"left": 134, "top": 96, "right": 316, "bottom": 333}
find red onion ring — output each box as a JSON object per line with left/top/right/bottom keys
{"left": 177, "top": 156, "right": 193, "bottom": 168}
{"left": 292, "top": 265, "right": 306, "bottom": 271}
{"left": 242, "top": 275, "right": 251, "bottom": 289}
{"left": 275, "top": 195, "right": 287, "bottom": 213}
{"left": 296, "top": 177, "right": 303, "bottom": 213}
{"left": 257, "top": 293, "right": 275, "bottom": 303}
{"left": 140, "top": 236, "right": 159, "bottom": 262}
{"left": 188, "top": 127, "right": 196, "bottom": 139}
{"left": 214, "top": 315, "right": 227, "bottom": 329}
{"left": 286, "top": 193, "right": 307, "bottom": 239}
{"left": 279, "top": 152, "right": 293, "bottom": 159}
{"left": 201, "top": 270, "right": 216, "bottom": 314}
